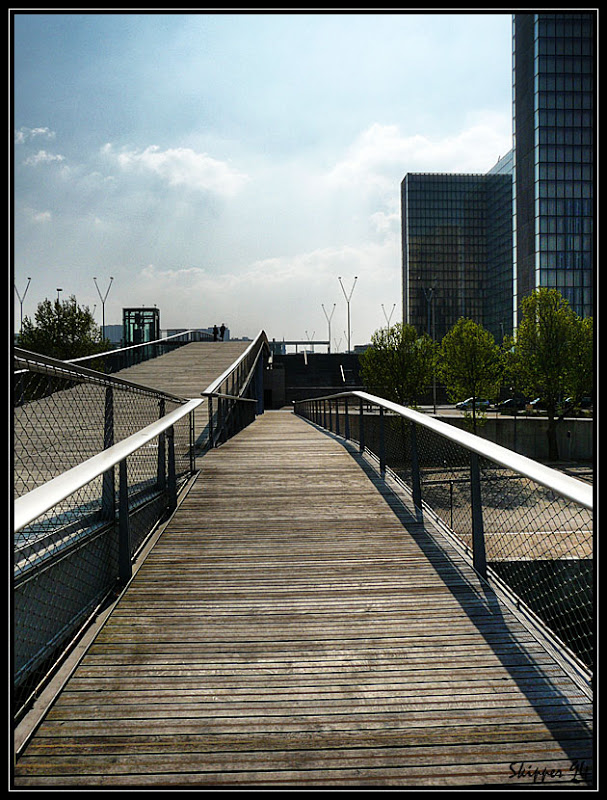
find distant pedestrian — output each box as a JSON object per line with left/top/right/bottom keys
{"left": 213, "top": 324, "right": 219, "bottom": 342}
{"left": 220, "top": 323, "right": 226, "bottom": 341}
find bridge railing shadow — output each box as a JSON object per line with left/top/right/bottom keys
{"left": 294, "top": 392, "right": 593, "bottom": 678}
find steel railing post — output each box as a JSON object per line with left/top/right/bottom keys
{"left": 118, "top": 459, "right": 132, "bottom": 586}
{"left": 379, "top": 406, "right": 386, "bottom": 475}
{"left": 335, "top": 399, "right": 340, "bottom": 437}
{"left": 167, "top": 425, "right": 177, "bottom": 512}
{"left": 101, "top": 386, "right": 115, "bottom": 520}
{"left": 359, "top": 397, "right": 365, "bottom": 454}
{"left": 208, "top": 396, "right": 214, "bottom": 448}
{"left": 410, "top": 420, "right": 422, "bottom": 512}
{"left": 157, "top": 399, "right": 166, "bottom": 491}
{"left": 470, "top": 452, "right": 488, "bottom": 579}
{"left": 344, "top": 397, "right": 350, "bottom": 440}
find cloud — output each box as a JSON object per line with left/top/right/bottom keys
{"left": 23, "top": 149, "right": 65, "bottom": 167}
{"left": 14, "top": 126, "right": 56, "bottom": 144}
{"left": 103, "top": 143, "right": 249, "bottom": 196}
{"left": 326, "top": 113, "right": 512, "bottom": 190}
{"left": 132, "top": 236, "right": 401, "bottom": 344}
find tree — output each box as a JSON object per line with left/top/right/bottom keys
{"left": 360, "top": 322, "right": 436, "bottom": 407}
{"left": 438, "top": 317, "right": 502, "bottom": 433}
{"left": 18, "top": 295, "right": 111, "bottom": 360}
{"left": 511, "top": 288, "right": 593, "bottom": 460}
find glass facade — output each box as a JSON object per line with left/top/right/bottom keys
{"left": 402, "top": 170, "right": 513, "bottom": 342}
{"left": 401, "top": 13, "right": 594, "bottom": 341}
{"left": 513, "top": 13, "right": 594, "bottom": 321}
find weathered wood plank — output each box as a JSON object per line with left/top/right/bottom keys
{"left": 13, "top": 411, "right": 593, "bottom": 788}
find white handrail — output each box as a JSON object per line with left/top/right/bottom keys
{"left": 14, "top": 398, "right": 203, "bottom": 534}
{"left": 298, "top": 390, "right": 593, "bottom": 511}
{"left": 203, "top": 330, "right": 269, "bottom": 395}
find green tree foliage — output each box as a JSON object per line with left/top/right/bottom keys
{"left": 438, "top": 317, "right": 502, "bottom": 433}
{"left": 18, "top": 296, "right": 110, "bottom": 360}
{"left": 359, "top": 323, "right": 436, "bottom": 406}
{"left": 510, "top": 288, "right": 593, "bottom": 460}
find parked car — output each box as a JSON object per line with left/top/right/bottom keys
{"left": 496, "top": 397, "right": 526, "bottom": 412}
{"left": 455, "top": 397, "right": 491, "bottom": 410}
{"left": 529, "top": 397, "right": 545, "bottom": 409}
{"left": 565, "top": 396, "right": 593, "bottom": 409}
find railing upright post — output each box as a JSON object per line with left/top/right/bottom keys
{"left": 157, "top": 399, "right": 166, "bottom": 491}
{"left": 101, "top": 386, "right": 115, "bottom": 520}
{"left": 344, "top": 397, "right": 350, "bottom": 441}
{"left": 359, "top": 397, "right": 365, "bottom": 453}
{"left": 167, "top": 425, "right": 177, "bottom": 512}
{"left": 410, "top": 420, "right": 422, "bottom": 512}
{"left": 323, "top": 399, "right": 327, "bottom": 430}
{"left": 379, "top": 406, "right": 386, "bottom": 475}
{"left": 208, "top": 396, "right": 214, "bottom": 448}
{"left": 470, "top": 452, "right": 488, "bottom": 579}
{"left": 335, "top": 399, "right": 340, "bottom": 437}
{"left": 256, "top": 356, "right": 264, "bottom": 415}
{"left": 118, "top": 459, "right": 132, "bottom": 586}
{"left": 328, "top": 400, "right": 333, "bottom": 432}
{"left": 189, "top": 410, "right": 195, "bottom": 473}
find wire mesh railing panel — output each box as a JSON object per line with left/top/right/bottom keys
{"left": 13, "top": 350, "right": 200, "bottom": 721}
{"left": 295, "top": 392, "right": 594, "bottom": 673}
{"left": 475, "top": 459, "right": 593, "bottom": 668}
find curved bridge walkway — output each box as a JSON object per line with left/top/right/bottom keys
{"left": 14, "top": 411, "right": 593, "bottom": 788}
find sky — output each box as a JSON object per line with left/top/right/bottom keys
{"left": 12, "top": 11, "right": 514, "bottom": 347}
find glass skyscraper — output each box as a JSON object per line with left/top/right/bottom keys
{"left": 513, "top": 13, "right": 594, "bottom": 322}
{"left": 402, "top": 170, "right": 513, "bottom": 342}
{"left": 401, "top": 12, "right": 594, "bottom": 339}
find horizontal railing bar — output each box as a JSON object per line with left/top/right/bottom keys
{"left": 13, "top": 398, "right": 203, "bottom": 534}
{"left": 203, "top": 330, "right": 269, "bottom": 395}
{"left": 295, "top": 390, "right": 593, "bottom": 511}
{"left": 201, "top": 391, "right": 258, "bottom": 403}
{"left": 67, "top": 328, "right": 212, "bottom": 364}
{"left": 13, "top": 347, "right": 190, "bottom": 404}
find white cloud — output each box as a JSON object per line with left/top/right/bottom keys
{"left": 23, "top": 149, "right": 65, "bottom": 167}
{"left": 14, "top": 126, "right": 56, "bottom": 144}
{"left": 104, "top": 143, "right": 249, "bottom": 196}
{"left": 133, "top": 236, "right": 401, "bottom": 344}
{"left": 326, "top": 113, "right": 512, "bottom": 189}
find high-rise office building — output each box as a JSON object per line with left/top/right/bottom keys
{"left": 401, "top": 170, "right": 513, "bottom": 342}
{"left": 401, "top": 12, "right": 594, "bottom": 339}
{"left": 513, "top": 13, "right": 594, "bottom": 322}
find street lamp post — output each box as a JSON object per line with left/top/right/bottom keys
{"left": 338, "top": 276, "right": 357, "bottom": 353}
{"left": 381, "top": 303, "right": 396, "bottom": 329}
{"left": 93, "top": 276, "right": 114, "bottom": 341}
{"left": 14, "top": 277, "right": 31, "bottom": 333}
{"left": 321, "top": 303, "right": 336, "bottom": 354}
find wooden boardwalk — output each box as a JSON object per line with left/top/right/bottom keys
{"left": 14, "top": 411, "right": 594, "bottom": 788}
{"left": 115, "top": 340, "right": 252, "bottom": 442}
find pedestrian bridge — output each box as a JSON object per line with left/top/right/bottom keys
{"left": 13, "top": 331, "right": 594, "bottom": 788}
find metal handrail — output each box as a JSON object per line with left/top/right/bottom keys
{"left": 14, "top": 398, "right": 202, "bottom": 534}
{"left": 13, "top": 347, "right": 189, "bottom": 405}
{"left": 203, "top": 330, "right": 269, "bottom": 395}
{"left": 295, "top": 390, "right": 592, "bottom": 511}
{"left": 67, "top": 328, "right": 213, "bottom": 364}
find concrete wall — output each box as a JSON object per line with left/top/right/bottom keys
{"left": 439, "top": 414, "right": 594, "bottom": 462}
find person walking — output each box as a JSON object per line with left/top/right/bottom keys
{"left": 220, "top": 323, "right": 226, "bottom": 341}
{"left": 213, "top": 324, "right": 219, "bottom": 342}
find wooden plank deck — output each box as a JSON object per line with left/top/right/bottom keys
{"left": 115, "top": 340, "right": 252, "bottom": 442}
{"left": 13, "top": 411, "right": 594, "bottom": 788}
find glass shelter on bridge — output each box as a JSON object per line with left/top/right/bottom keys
{"left": 122, "top": 307, "right": 160, "bottom": 346}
